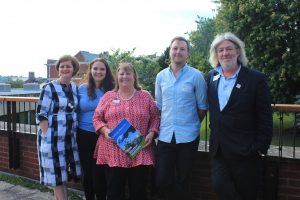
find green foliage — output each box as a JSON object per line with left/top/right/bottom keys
{"left": 108, "top": 49, "right": 160, "bottom": 95}
{"left": 8, "top": 79, "right": 24, "bottom": 88}
{"left": 0, "top": 173, "right": 51, "bottom": 192}
{"left": 271, "top": 112, "right": 299, "bottom": 146}
{"left": 215, "top": 0, "right": 300, "bottom": 103}
{"left": 157, "top": 47, "right": 170, "bottom": 71}
{"left": 295, "top": 94, "right": 300, "bottom": 129}
{"left": 107, "top": 49, "right": 136, "bottom": 72}
{"left": 189, "top": 17, "right": 217, "bottom": 76}
{"left": 134, "top": 56, "right": 160, "bottom": 95}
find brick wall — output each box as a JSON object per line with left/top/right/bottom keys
{"left": 19, "top": 133, "right": 40, "bottom": 180}
{"left": 0, "top": 132, "right": 9, "bottom": 170}
{"left": 277, "top": 158, "right": 300, "bottom": 200}
{"left": 190, "top": 151, "right": 217, "bottom": 200}
{"left": 0, "top": 131, "right": 39, "bottom": 180}
{"left": 1, "top": 131, "right": 300, "bottom": 199}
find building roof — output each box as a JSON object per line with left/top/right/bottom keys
{"left": 77, "top": 51, "right": 99, "bottom": 62}
{"left": 46, "top": 51, "right": 100, "bottom": 65}
{"left": 47, "top": 59, "right": 57, "bottom": 64}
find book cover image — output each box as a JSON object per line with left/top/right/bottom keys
{"left": 109, "top": 118, "right": 145, "bottom": 159}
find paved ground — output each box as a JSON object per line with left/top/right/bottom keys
{"left": 0, "top": 181, "right": 54, "bottom": 200}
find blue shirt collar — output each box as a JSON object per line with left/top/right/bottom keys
{"left": 168, "top": 64, "right": 188, "bottom": 73}
{"left": 215, "top": 65, "right": 241, "bottom": 79}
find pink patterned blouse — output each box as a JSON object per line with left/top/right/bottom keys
{"left": 93, "top": 90, "right": 160, "bottom": 168}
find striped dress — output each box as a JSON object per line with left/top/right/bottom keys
{"left": 36, "top": 80, "right": 81, "bottom": 186}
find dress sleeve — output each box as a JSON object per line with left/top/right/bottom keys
{"left": 36, "top": 84, "right": 52, "bottom": 124}
{"left": 93, "top": 92, "right": 110, "bottom": 132}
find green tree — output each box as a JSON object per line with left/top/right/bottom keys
{"left": 215, "top": 0, "right": 300, "bottom": 103}
{"left": 134, "top": 56, "right": 160, "bottom": 95}
{"left": 189, "top": 16, "right": 217, "bottom": 76}
{"left": 157, "top": 47, "right": 170, "bottom": 71}
{"left": 8, "top": 79, "right": 24, "bottom": 88}
{"left": 108, "top": 49, "right": 160, "bottom": 95}
{"left": 107, "top": 49, "right": 136, "bottom": 72}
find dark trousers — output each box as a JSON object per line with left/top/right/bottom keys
{"left": 155, "top": 135, "right": 199, "bottom": 200}
{"left": 77, "top": 128, "right": 107, "bottom": 200}
{"left": 211, "top": 150, "right": 262, "bottom": 200}
{"left": 106, "top": 166, "right": 149, "bottom": 200}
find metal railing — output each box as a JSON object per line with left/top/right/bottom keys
{"left": 271, "top": 104, "right": 300, "bottom": 159}
{"left": 0, "top": 96, "right": 299, "bottom": 169}
{"left": 198, "top": 104, "right": 300, "bottom": 159}
{"left": 0, "top": 96, "right": 38, "bottom": 169}
{"left": 0, "top": 96, "right": 38, "bottom": 134}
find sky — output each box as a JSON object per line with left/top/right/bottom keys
{"left": 0, "top": 0, "right": 217, "bottom": 78}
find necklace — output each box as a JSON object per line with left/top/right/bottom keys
{"left": 118, "top": 89, "right": 136, "bottom": 101}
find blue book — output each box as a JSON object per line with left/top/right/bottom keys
{"left": 109, "top": 118, "right": 145, "bottom": 159}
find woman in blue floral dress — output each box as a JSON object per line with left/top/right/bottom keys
{"left": 36, "top": 55, "right": 81, "bottom": 200}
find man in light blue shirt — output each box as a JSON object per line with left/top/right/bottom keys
{"left": 155, "top": 36, "right": 208, "bottom": 200}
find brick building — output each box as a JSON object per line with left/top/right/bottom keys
{"left": 45, "top": 51, "right": 101, "bottom": 84}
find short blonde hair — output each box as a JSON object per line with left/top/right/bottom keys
{"left": 209, "top": 32, "right": 248, "bottom": 68}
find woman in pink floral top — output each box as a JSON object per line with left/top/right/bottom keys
{"left": 93, "top": 63, "right": 159, "bottom": 200}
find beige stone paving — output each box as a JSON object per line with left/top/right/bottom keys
{"left": 0, "top": 181, "right": 53, "bottom": 200}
